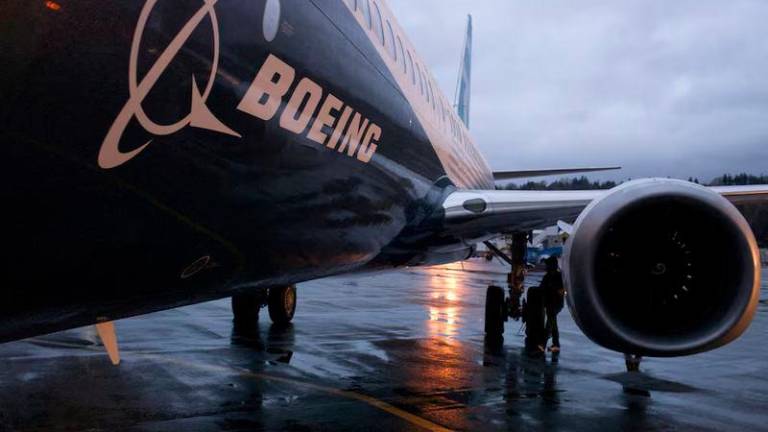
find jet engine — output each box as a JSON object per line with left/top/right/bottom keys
{"left": 564, "top": 179, "right": 761, "bottom": 357}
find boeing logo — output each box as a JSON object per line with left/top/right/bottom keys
{"left": 100, "top": 0, "right": 380, "bottom": 170}
{"left": 98, "top": 0, "right": 240, "bottom": 169}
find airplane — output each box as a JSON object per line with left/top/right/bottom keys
{"left": 1, "top": 0, "right": 766, "bottom": 367}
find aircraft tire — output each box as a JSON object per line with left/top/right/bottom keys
{"left": 485, "top": 285, "right": 505, "bottom": 338}
{"left": 231, "top": 292, "right": 262, "bottom": 323}
{"left": 268, "top": 285, "right": 297, "bottom": 325}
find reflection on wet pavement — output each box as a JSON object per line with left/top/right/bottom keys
{"left": 0, "top": 260, "right": 766, "bottom": 431}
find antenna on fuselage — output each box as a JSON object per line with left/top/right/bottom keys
{"left": 454, "top": 14, "right": 473, "bottom": 129}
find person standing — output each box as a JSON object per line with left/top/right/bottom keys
{"left": 541, "top": 256, "right": 565, "bottom": 352}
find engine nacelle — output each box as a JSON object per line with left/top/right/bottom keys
{"left": 564, "top": 179, "right": 761, "bottom": 357}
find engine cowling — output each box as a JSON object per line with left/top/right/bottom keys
{"left": 564, "top": 179, "right": 761, "bottom": 357}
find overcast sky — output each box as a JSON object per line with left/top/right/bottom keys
{"left": 387, "top": 0, "right": 768, "bottom": 182}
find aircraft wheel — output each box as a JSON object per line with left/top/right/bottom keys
{"left": 625, "top": 354, "right": 642, "bottom": 372}
{"left": 485, "top": 285, "right": 505, "bottom": 338}
{"left": 268, "top": 285, "right": 297, "bottom": 325}
{"left": 231, "top": 291, "right": 263, "bottom": 324}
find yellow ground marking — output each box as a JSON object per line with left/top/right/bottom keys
{"left": 151, "top": 355, "right": 455, "bottom": 432}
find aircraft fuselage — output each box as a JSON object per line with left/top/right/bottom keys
{"left": 0, "top": 0, "right": 492, "bottom": 341}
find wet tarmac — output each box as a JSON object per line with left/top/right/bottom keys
{"left": 1, "top": 260, "right": 767, "bottom": 431}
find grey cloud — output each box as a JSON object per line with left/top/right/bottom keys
{"left": 387, "top": 0, "right": 768, "bottom": 182}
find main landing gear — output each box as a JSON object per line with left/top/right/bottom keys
{"left": 484, "top": 232, "right": 530, "bottom": 340}
{"left": 484, "top": 285, "right": 506, "bottom": 339}
{"left": 625, "top": 354, "right": 643, "bottom": 372}
{"left": 268, "top": 285, "right": 297, "bottom": 325}
{"left": 231, "top": 285, "right": 297, "bottom": 326}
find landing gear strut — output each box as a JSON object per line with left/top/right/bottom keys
{"left": 507, "top": 232, "right": 529, "bottom": 320}
{"left": 231, "top": 285, "right": 297, "bottom": 326}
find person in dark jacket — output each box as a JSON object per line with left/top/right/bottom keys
{"left": 541, "top": 256, "right": 565, "bottom": 352}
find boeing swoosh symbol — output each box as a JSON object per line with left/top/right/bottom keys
{"left": 98, "top": 0, "right": 240, "bottom": 170}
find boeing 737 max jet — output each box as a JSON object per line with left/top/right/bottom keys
{"left": 1, "top": 0, "right": 766, "bottom": 364}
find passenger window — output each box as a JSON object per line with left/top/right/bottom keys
{"left": 370, "top": 1, "right": 384, "bottom": 45}
{"left": 433, "top": 83, "right": 438, "bottom": 110}
{"left": 406, "top": 51, "right": 415, "bottom": 85}
{"left": 425, "top": 76, "right": 432, "bottom": 103}
{"left": 396, "top": 37, "right": 406, "bottom": 73}
{"left": 428, "top": 80, "right": 437, "bottom": 110}
{"left": 385, "top": 21, "right": 397, "bottom": 60}
{"left": 415, "top": 64, "right": 424, "bottom": 95}
{"left": 356, "top": 0, "right": 371, "bottom": 28}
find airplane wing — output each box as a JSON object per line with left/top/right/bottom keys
{"left": 446, "top": 180, "right": 767, "bottom": 357}
{"left": 493, "top": 166, "right": 621, "bottom": 180}
{"left": 441, "top": 183, "right": 768, "bottom": 239}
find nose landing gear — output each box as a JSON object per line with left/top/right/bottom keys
{"left": 231, "top": 284, "right": 297, "bottom": 326}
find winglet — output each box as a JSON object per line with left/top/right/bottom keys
{"left": 95, "top": 321, "right": 121, "bottom": 366}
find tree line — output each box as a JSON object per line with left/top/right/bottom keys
{"left": 708, "top": 174, "right": 768, "bottom": 186}
{"left": 498, "top": 173, "right": 768, "bottom": 190}
{"left": 498, "top": 176, "right": 618, "bottom": 190}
